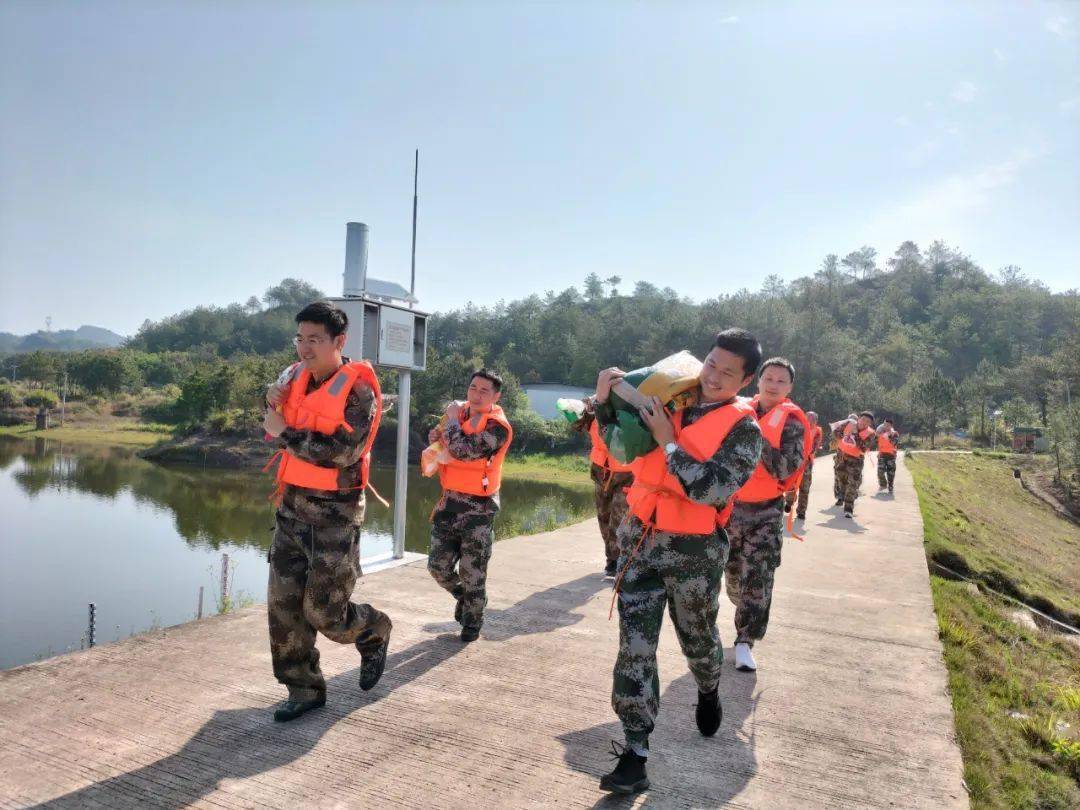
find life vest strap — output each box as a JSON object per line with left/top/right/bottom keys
{"left": 609, "top": 522, "right": 655, "bottom": 621}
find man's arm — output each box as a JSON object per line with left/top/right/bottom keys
{"left": 445, "top": 419, "right": 510, "bottom": 461}
{"left": 760, "top": 414, "right": 806, "bottom": 480}
{"left": 278, "top": 380, "right": 376, "bottom": 468}
{"left": 667, "top": 418, "right": 763, "bottom": 510}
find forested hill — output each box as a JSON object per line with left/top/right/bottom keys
{"left": 7, "top": 241, "right": 1078, "bottom": 441}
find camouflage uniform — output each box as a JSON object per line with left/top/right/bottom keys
{"left": 575, "top": 399, "right": 634, "bottom": 567}
{"left": 599, "top": 394, "right": 763, "bottom": 756}
{"left": 833, "top": 423, "right": 874, "bottom": 512}
{"left": 786, "top": 428, "right": 821, "bottom": 518}
{"left": 876, "top": 432, "right": 899, "bottom": 489}
{"left": 726, "top": 412, "right": 806, "bottom": 647}
{"left": 268, "top": 365, "right": 392, "bottom": 702}
{"left": 427, "top": 417, "right": 510, "bottom": 633}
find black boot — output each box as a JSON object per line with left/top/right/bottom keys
{"left": 460, "top": 625, "right": 480, "bottom": 643}
{"left": 604, "top": 559, "right": 618, "bottom": 579}
{"left": 599, "top": 742, "right": 649, "bottom": 794}
{"left": 272, "top": 693, "right": 325, "bottom": 722}
{"left": 357, "top": 625, "right": 391, "bottom": 691}
{"left": 695, "top": 687, "right": 722, "bottom": 736}
{"left": 452, "top": 585, "right": 465, "bottom": 625}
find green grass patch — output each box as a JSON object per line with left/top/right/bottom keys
{"left": 907, "top": 453, "right": 1080, "bottom": 626}
{"left": 911, "top": 453, "right": 1080, "bottom": 807}
{"left": 0, "top": 421, "right": 173, "bottom": 447}
{"left": 503, "top": 452, "right": 592, "bottom": 488}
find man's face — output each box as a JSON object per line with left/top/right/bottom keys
{"left": 294, "top": 321, "right": 344, "bottom": 369}
{"left": 466, "top": 375, "right": 500, "bottom": 412}
{"left": 857, "top": 415, "right": 872, "bottom": 430}
{"left": 700, "top": 347, "right": 754, "bottom": 403}
{"left": 807, "top": 412, "right": 819, "bottom": 426}
{"left": 757, "top": 364, "right": 793, "bottom": 405}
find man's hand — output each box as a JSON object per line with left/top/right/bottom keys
{"left": 595, "top": 367, "right": 626, "bottom": 404}
{"left": 263, "top": 409, "right": 287, "bottom": 438}
{"left": 639, "top": 396, "right": 676, "bottom": 446}
{"left": 428, "top": 427, "right": 441, "bottom": 444}
{"left": 266, "top": 384, "right": 286, "bottom": 409}
{"left": 445, "top": 400, "right": 463, "bottom": 422}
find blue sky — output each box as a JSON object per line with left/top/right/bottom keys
{"left": 1, "top": 1, "right": 1077, "bottom": 336}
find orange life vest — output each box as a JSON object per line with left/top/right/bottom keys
{"left": 274, "top": 361, "right": 382, "bottom": 492}
{"left": 438, "top": 405, "right": 514, "bottom": 497}
{"left": 812, "top": 425, "right": 824, "bottom": 453}
{"left": 588, "top": 418, "right": 632, "bottom": 474}
{"left": 736, "top": 397, "right": 814, "bottom": 503}
{"left": 877, "top": 431, "right": 898, "bottom": 455}
{"left": 838, "top": 422, "right": 875, "bottom": 458}
{"left": 625, "top": 399, "right": 756, "bottom": 535}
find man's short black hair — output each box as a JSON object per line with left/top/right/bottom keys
{"left": 759, "top": 356, "right": 795, "bottom": 384}
{"left": 714, "top": 328, "right": 762, "bottom": 376}
{"left": 884, "top": 417, "right": 894, "bottom": 425}
{"left": 859, "top": 410, "right": 875, "bottom": 421}
{"left": 470, "top": 368, "right": 503, "bottom": 392}
{"left": 295, "top": 301, "right": 348, "bottom": 339}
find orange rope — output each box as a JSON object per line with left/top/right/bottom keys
{"left": 608, "top": 522, "right": 654, "bottom": 620}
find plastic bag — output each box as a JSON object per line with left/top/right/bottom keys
{"left": 603, "top": 351, "right": 703, "bottom": 465}
{"left": 420, "top": 414, "right": 452, "bottom": 477}
{"left": 556, "top": 397, "right": 586, "bottom": 424}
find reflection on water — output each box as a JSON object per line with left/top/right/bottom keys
{"left": 0, "top": 436, "right": 593, "bottom": 670}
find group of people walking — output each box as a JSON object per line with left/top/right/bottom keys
{"left": 257, "top": 301, "right": 900, "bottom": 796}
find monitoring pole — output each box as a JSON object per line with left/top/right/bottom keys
{"left": 391, "top": 150, "right": 419, "bottom": 560}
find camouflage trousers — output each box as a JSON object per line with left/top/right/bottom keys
{"left": 835, "top": 453, "right": 865, "bottom": 511}
{"left": 428, "top": 506, "right": 495, "bottom": 632}
{"left": 591, "top": 464, "right": 632, "bottom": 565}
{"left": 877, "top": 453, "right": 897, "bottom": 489}
{"left": 784, "top": 460, "right": 814, "bottom": 518}
{"left": 725, "top": 500, "right": 784, "bottom": 647}
{"left": 612, "top": 514, "right": 728, "bottom": 755}
{"left": 268, "top": 513, "right": 392, "bottom": 702}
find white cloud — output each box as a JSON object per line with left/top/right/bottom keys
{"left": 952, "top": 80, "right": 978, "bottom": 104}
{"left": 943, "top": 123, "right": 961, "bottom": 137}
{"left": 719, "top": 15, "right": 739, "bottom": 25}
{"left": 993, "top": 48, "right": 1008, "bottom": 63}
{"left": 1045, "top": 16, "right": 1073, "bottom": 37}
{"left": 895, "top": 114, "right": 912, "bottom": 127}
{"left": 870, "top": 149, "right": 1039, "bottom": 238}
{"left": 1059, "top": 96, "right": 1080, "bottom": 115}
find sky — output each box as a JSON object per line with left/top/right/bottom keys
{"left": 1, "top": 1, "right": 1077, "bottom": 337}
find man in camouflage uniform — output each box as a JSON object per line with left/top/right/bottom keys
{"left": 833, "top": 411, "right": 875, "bottom": 517}
{"left": 595, "top": 329, "right": 764, "bottom": 795}
{"left": 573, "top": 396, "right": 634, "bottom": 578}
{"left": 427, "top": 369, "right": 512, "bottom": 643}
{"left": 725, "top": 358, "right": 807, "bottom": 673}
{"left": 833, "top": 412, "right": 857, "bottom": 502}
{"left": 263, "top": 302, "right": 392, "bottom": 723}
{"left": 785, "top": 410, "right": 821, "bottom": 520}
{"left": 876, "top": 418, "right": 900, "bottom": 492}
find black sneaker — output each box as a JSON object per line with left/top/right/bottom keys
{"left": 695, "top": 687, "right": 722, "bottom": 736}
{"left": 843, "top": 510, "right": 853, "bottom": 519}
{"left": 357, "top": 630, "right": 391, "bottom": 692}
{"left": 599, "top": 741, "right": 649, "bottom": 794}
{"left": 835, "top": 497, "right": 844, "bottom": 506}
{"left": 796, "top": 512, "right": 806, "bottom": 520}
{"left": 888, "top": 486, "right": 894, "bottom": 493}
{"left": 604, "top": 560, "right": 618, "bottom": 579}
{"left": 272, "top": 694, "right": 325, "bottom": 722}
{"left": 460, "top": 625, "right": 480, "bottom": 643}
{"left": 783, "top": 500, "right": 792, "bottom": 514}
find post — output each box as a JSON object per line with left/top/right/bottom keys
{"left": 60, "top": 370, "right": 68, "bottom": 427}
{"left": 393, "top": 370, "right": 410, "bottom": 559}
{"left": 87, "top": 603, "right": 96, "bottom": 648}
{"left": 196, "top": 585, "right": 204, "bottom": 620}
{"left": 220, "top": 553, "right": 230, "bottom": 608}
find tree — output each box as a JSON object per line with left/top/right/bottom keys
{"left": 69, "top": 351, "right": 143, "bottom": 394}
{"left": 605, "top": 275, "right": 622, "bottom": 297}
{"left": 583, "top": 273, "right": 605, "bottom": 301}
{"left": 262, "top": 278, "right": 326, "bottom": 311}
{"left": 911, "top": 368, "right": 956, "bottom": 449}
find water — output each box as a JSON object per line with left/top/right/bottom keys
{"left": 0, "top": 435, "right": 593, "bottom": 670}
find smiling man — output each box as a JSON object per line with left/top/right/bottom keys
{"left": 261, "top": 301, "right": 392, "bottom": 722}
{"left": 726, "top": 358, "right": 813, "bottom": 673}
{"left": 594, "top": 328, "right": 764, "bottom": 795}
{"left": 426, "top": 369, "right": 514, "bottom": 643}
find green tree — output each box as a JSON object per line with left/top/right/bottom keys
{"left": 911, "top": 369, "right": 956, "bottom": 449}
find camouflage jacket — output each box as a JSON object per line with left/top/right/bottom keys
{"left": 275, "top": 360, "right": 378, "bottom": 527}
{"left": 433, "top": 414, "right": 511, "bottom": 520}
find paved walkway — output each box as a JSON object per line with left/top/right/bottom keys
{"left": 0, "top": 453, "right": 966, "bottom": 808}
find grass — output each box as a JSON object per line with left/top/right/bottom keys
{"left": 502, "top": 452, "right": 592, "bottom": 488}
{"left": 0, "top": 421, "right": 173, "bottom": 447}
{"left": 907, "top": 453, "right": 1080, "bottom": 626}
{"left": 909, "top": 454, "right": 1080, "bottom": 808}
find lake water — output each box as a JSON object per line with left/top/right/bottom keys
{"left": 0, "top": 436, "right": 593, "bottom": 670}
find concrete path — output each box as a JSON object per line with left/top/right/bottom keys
{"left": 0, "top": 453, "right": 966, "bottom": 808}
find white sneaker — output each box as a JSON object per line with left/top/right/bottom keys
{"left": 734, "top": 642, "right": 757, "bottom": 672}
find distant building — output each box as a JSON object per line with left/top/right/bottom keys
{"left": 1012, "top": 426, "right": 1050, "bottom": 453}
